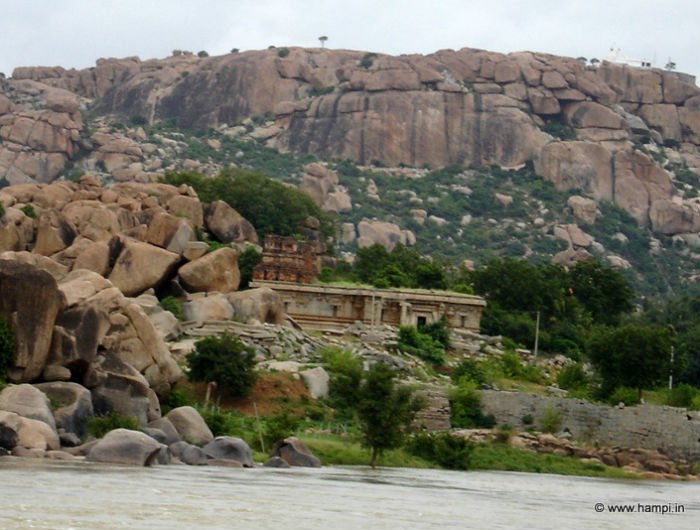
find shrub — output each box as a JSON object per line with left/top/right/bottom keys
{"left": 262, "top": 406, "right": 301, "bottom": 449}
{"left": 238, "top": 246, "right": 262, "bottom": 290}
{"left": 186, "top": 334, "right": 257, "bottom": 398}
{"left": 556, "top": 363, "right": 589, "bottom": 392}
{"left": 451, "top": 357, "right": 487, "bottom": 385}
{"left": 539, "top": 407, "right": 562, "bottom": 434}
{"left": 449, "top": 378, "right": 496, "bottom": 428}
{"left": 397, "top": 325, "right": 445, "bottom": 365}
{"left": 159, "top": 296, "right": 184, "bottom": 321}
{"left": 86, "top": 411, "right": 140, "bottom": 439}
{"left": 197, "top": 50, "right": 209, "bottom": 58}
{"left": 608, "top": 386, "right": 640, "bottom": 406}
{"left": 690, "top": 394, "right": 700, "bottom": 411}
{"left": 500, "top": 351, "right": 542, "bottom": 383}
{"left": 308, "top": 86, "right": 335, "bottom": 97}
{"left": 0, "top": 316, "right": 14, "bottom": 382}
{"left": 197, "top": 405, "right": 253, "bottom": 437}
{"left": 277, "top": 47, "right": 290, "bottom": 58}
{"left": 359, "top": 52, "right": 377, "bottom": 69}
{"left": 419, "top": 317, "right": 450, "bottom": 349}
{"left": 159, "top": 384, "right": 197, "bottom": 414}
{"left": 0, "top": 203, "right": 4, "bottom": 218}
{"left": 20, "top": 204, "right": 36, "bottom": 219}
{"left": 405, "top": 432, "right": 474, "bottom": 470}
{"left": 540, "top": 121, "right": 576, "bottom": 141}
{"left": 665, "top": 384, "right": 698, "bottom": 408}
{"left": 494, "top": 424, "right": 514, "bottom": 444}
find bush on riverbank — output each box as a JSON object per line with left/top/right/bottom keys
{"left": 187, "top": 334, "right": 257, "bottom": 398}
{"left": 405, "top": 432, "right": 474, "bottom": 470}
{"left": 86, "top": 411, "right": 141, "bottom": 439}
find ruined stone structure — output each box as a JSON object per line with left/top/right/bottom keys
{"left": 480, "top": 390, "right": 700, "bottom": 461}
{"left": 252, "top": 235, "right": 320, "bottom": 284}
{"left": 251, "top": 280, "right": 486, "bottom": 331}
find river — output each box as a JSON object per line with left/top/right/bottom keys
{"left": 1, "top": 458, "right": 698, "bottom": 530}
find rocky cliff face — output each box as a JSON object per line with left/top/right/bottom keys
{"left": 2, "top": 46, "right": 700, "bottom": 233}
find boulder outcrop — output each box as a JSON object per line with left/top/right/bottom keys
{"left": 0, "top": 259, "right": 65, "bottom": 382}
{"left": 178, "top": 247, "right": 240, "bottom": 293}
{"left": 270, "top": 436, "right": 321, "bottom": 467}
{"left": 165, "top": 406, "right": 214, "bottom": 446}
{"left": 87, "top": 428, "right": 164, "bottom": 466}
{"left": 205, "top": 201, "right": 258, "bottom": 244}
{"left": 3, "top": 47, "right": 700, "bottom": 236}
{"left": 203, "top": 436, "right": 254, "bottom": 467}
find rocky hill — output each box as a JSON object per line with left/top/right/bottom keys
{"left": 1, "top": 46, "right": 700, "bottom": 294}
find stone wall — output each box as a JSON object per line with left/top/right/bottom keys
{"left": 480, "top": 390, "right": 700, "bottom": 461}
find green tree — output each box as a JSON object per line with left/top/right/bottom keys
{"left": 586, "top": 325, "right": 672, "bottom": 398}
{"left": 356, "top": 363, "right": 423, "bottom": 467}
{"left": 237, "top": 246, "right": 262, "bottom": 289}
{"left": 322, "top": 347, "right": 363, "bottom": 419}
{"left": 568, "top": 260, "right": 633, "bottom": 325}
{"left": 186, "top": 334, "right": 257, "bottom": 398}
{"left": 352, "top": 244, "right": 446, "bottom": 289}
{"left": 397, "top": 325, "right": 445, "bottom": 365}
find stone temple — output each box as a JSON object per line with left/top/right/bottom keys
{"left": 252, "top": 234, "right": 485, "bottom": 331}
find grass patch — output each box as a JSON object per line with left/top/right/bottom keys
{"left": 469, "top": 444, "right": 637, "bottom": 479}
{"left": 299, "top": 434, "right": 435, "bottom": 468}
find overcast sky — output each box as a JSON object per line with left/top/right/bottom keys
{"left": 1, "top": 0, "right": 698, "bottom": 82}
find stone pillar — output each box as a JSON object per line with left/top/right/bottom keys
{"left": 399, "top": 301, "right": 411, "bottom": 326}
{"left": 374, "top": 298, "right": 384, "bottom": 327}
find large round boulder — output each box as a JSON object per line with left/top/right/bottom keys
{"left": 35, "top": 382, "right": 94, "bottom": 436}
{"left": 225, "top": 287, "right": 285, "bottom": 324}
{"left": 270, "top": 436, "right": 321, "bottom": 467}
{"left": 0, "top": 384, "right": 56, "bottom": 430}
{"left": 0, "top": 411, "right": 60, "bottom": 451}
{"left": 204, "top": 201, "right": 258, "bottom": 244}
{"left": 203, "top": 436, "right": 254, "bottom": 467}
{"left": 147, "top": 417, "right": 182, "bottom": 445}
{"left": 84, "top": 352, "right": 151, "bottom": 427}
{"left": 165, "top": 406, "right": 213, "bottom": 446}
{"left": 181, "top": 444, "right": 209, "bottom": 465}
{"left": 108, "top": 238, "right": 179, "bottom": 297}
{"left": 87, "top": 428, "right": 165, "bottom": 466}
{"left": 178, "top": 247, "right": 240, "bottom": 293}
{"left": 0, "top": 260, "right": 65, "bottom": 382}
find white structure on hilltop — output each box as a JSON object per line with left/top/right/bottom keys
{"left": 603, "top": 47, "right": 654, "bottom": 68}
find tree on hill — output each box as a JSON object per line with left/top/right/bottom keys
{"left": 356, "top": 363, "right": 423, "bottom": 467}
{"left": 163, "top": 169, "right": 333, "bottom": 241}
{"left": 186, "top": 334, "right": 257, "bottom": 399}
{"left": 567, "top": 260, "right": 633, "bottom": 325}
{"left": 351, "top": 244, "right": 447, "bottom": 289}
{"left": 586, "top": 324, "right": 672, "bottom": 398}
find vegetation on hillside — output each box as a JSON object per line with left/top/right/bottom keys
{"left": 163, "top": 168, "right": 333, "bottom": 241}
{"left": 186, "top": 334, "right": 257, "bottom": 398}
